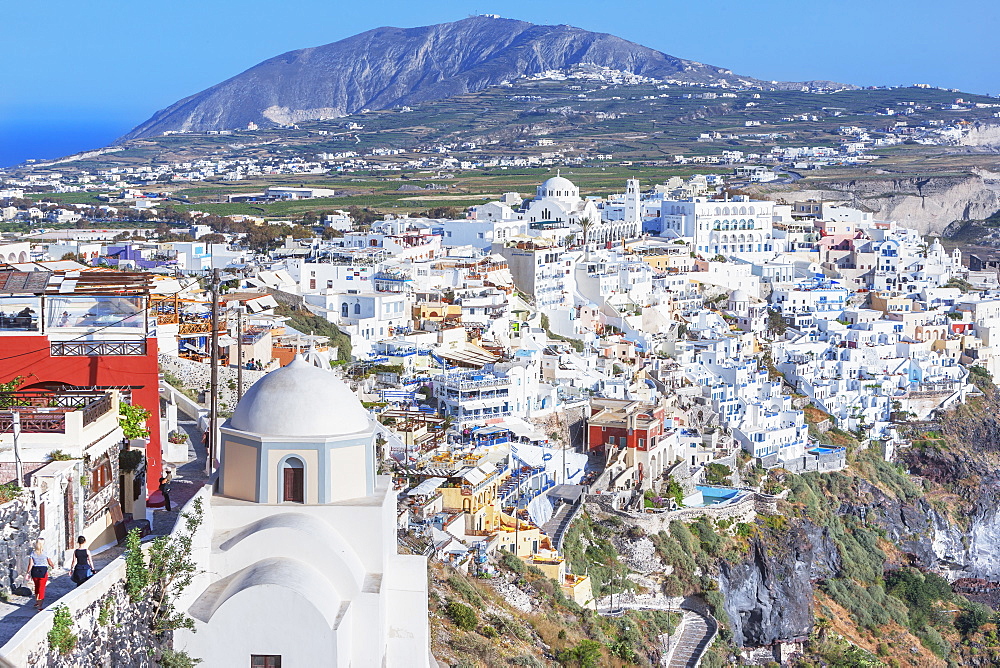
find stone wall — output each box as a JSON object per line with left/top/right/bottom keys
{"left": 159, "top": 353, "right": 268, "bottom": 414}
{"left": 0, "top": 548, "right": 162, "bottom": 668}
{"left": 22, "top": 575, "right": 158, "bottom": 668}
{"left": 585, "top": 490, "right": 778, "bottom": 534}
{"left": 0, "top": 494, "right": 39, "bottom": 599}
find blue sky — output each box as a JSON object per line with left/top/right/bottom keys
{"left": 2, "top": 0, "right": 996, "bottom": 165}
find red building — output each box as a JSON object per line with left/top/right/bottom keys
{"left": 0, "top": 269, "right": 163, "bottom": 499}
{"left": 587, "top": 398, "right": 672, "bottom": 486}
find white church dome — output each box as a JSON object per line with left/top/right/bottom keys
{"left": 538, "top": 175, "right": 578, "bottom": 199}
{"left": 229, "top": 356, "right": 371, "bottom": 437}
{"left": 730, "top": 289, "right": 750, "bottom": 304}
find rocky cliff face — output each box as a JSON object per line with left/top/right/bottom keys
{"left": 120, "top": 16, "right": 849, "bottom": 140}
{"left": 757, "top": 173, "right": 1000, "bottom": 236}
{"left": 719, "top": 522, "right": 839, "bottom": 647}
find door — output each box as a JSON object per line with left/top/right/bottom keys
{"left": 282, "top": 467, "right": 303, "bottom": 503}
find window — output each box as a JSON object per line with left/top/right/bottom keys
{"left": 251, "top": 657, "right": 281, "bottom": 668}
{"left": 326, "top": 280, "right": 333, "bottom": 289}
{"left": 91, "top": 456, "right": 112, "bottom": 493}
{"left": 341, "top": 303, "right": 349, "bottom": 318}
{"left": 354, "top": 303, "right": 361, "bottom": 315}
{"left": 606, "top": 436, "right": 615, "bottom": 446}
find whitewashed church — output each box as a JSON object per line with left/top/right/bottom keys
{"left": 174, "top": 356, "right": 431, "bottom": 667}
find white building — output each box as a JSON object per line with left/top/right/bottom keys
{"left": 176, "top": 357, "right": 431, "bottom": 667}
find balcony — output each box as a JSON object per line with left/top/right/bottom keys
{"left": 51, "top": 340, "right": 147, "bottom": 356}
{"left": 0, "top": 391, "right": 114, "bottom": 433}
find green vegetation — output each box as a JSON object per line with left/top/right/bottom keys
{"left": 445, "top": 600, "right": 478, "bottom": 631}
{"left": 0, "top": 482, "right": 22, "bottom": 504}
{"left": 119, "top": 401, "right": 151, "bottom": 440}
{"left": 47, "top": 604, "right": 77, "bottom": 655}
{"left": 703, "top": 462, "right": 732, "bottom": 486}
{"left": 47, "top": 450, "right": 74, "bottom": 461}
{"left": 555, "top": 639, "right": 603, "bottom": 667}
{"left": 539, "top": 313, "right": 585, "bottom": 352}
{"left": 158, "top": 649, "right": 203, "bottom": 668}
{"left": 125, "top": 497, "right": 204, "bottom": 634}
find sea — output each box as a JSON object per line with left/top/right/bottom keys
{"left": 0, "top": 116, "right": 137, "bottom": 168}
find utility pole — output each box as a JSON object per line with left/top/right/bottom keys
{"left": 236, "top": 303, "right": 244, "bottom": 400}
{"left": 207, "top": 268, "right": 220, "bottom": 476}
{"left": 12, "top": 411, "right": 22, "bottom": 486}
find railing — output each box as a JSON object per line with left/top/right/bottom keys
{"left": 51, "top": 340, "right": 147, "bottom": 356}
{"left": 82, "top": 393, "right": 114, "bottom": 426}
{"left": 0, "top": 390, "right": 107, "bottom": 410}
{"left": 0, "top": 412, "right": 65, "bottom": 433}
{"left": 0, "top": 391, "right": 113, "bottom": 433}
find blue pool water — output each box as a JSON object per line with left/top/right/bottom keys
{"left": 693, "top": 485, "right": 742, "bottom": 506}
{"left": 809, "top": 446, "right": 841, "bottom": 455}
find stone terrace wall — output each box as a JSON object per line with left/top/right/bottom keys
{"left": 0, "top": 556, "right": 157, "bottom": 668}
{"left": 0, "top": 494, "right": 39, "bottom": 599}
{"left": 159, "top": 353, "right": 268, "bottom": 414}
{"left": 586, "top": 491, "right": 779, "bottom": 534}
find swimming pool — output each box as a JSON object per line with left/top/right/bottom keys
{"left": 683, "top": 485, "right": 744, "bottom": 507}
{"left": 809, "top": 446, "right": 844, "bottom": 455}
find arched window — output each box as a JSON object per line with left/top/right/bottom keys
{"left": 281, "top": 456, "right": 304, "bottom": 503}
{"left": 341, "top": 303, "right": 349, "bottom": 318}
{"left": 715, "top": 207, "right": 722, "bottom": 215}
{"left": 354, "top": 303, "right": 361, "bottom": 315}
{"left": 740, "top": 206, "right": 747, "bottom": 215}
{"left": 723, "top": 207, "right": 730, "bottom": 215}
{"left": 748, "top": 206, "right": 755, "bottom": 215}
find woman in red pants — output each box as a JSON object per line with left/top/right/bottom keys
{"left": 25, "top": 539, "right": 55, "bottom": 611}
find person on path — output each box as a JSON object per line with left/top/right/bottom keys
{"left": 25, "top": 539, "right": 55, "bottom": 611}
{"left": 202, "top": 429, "right": 210, "bottom": 455}
{"left": 159, "top": 471, "right": 174, "bottom": 512}
{"left": 71, "top": 536, "right": 95, "bottom": 587}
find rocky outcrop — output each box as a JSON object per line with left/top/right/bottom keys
{"left": 718, "top": 522, "right": 839, "bottom": 647}
{"left": 120, "top": 16, "right": 852, "bottom": 140}
{"left": 753, "top": 173, "right": 1000, "bottom": 236}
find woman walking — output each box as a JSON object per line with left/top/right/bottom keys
{"left": 26, "top": 539, "right": 55, "bottom": 611}
{"left": 71, "top": 536, "right": 95, "bottom": 587}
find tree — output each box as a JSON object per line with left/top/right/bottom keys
{"left": 125, "top": 497, "right": 204, "bottom": 635}
{"left": 119, "top": 402, "right": 151, "bottom": 440}
{"left": 578, "top": 216, "right": 594, "bottom": 247}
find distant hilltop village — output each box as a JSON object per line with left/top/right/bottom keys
{"left": 0, "top": 168, "right": 999, "bottom": 665}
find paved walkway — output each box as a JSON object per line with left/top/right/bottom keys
{"left": 0, "top": 415, "right": 209, "bottom": 645}
{"left": 665, "top": 610, "right": 713, "bottom": 668}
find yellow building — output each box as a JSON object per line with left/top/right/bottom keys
{"left": 525, "top": 552, "right": 594, "bottom": 606}
{"left": 439, "top": 463, "right": 507, "bottom": 534}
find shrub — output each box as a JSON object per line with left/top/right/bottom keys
{"left": 47, "top": 605, "right": 77, "bottom": 655}
{"left": 47, "top": 450, "right": 74, "bottom": 461}
{"left": 448, "top": 574, "right": 485, "bottom": 609}
{"left": 159, "top": 649, "right": 203, "bottom": 668}
{"left": 0, "top": 482, "right": 21, "bottom": 504}
{"left": 446, "top": 600, "right": 478, "bottom": 631}
{"left": 704, "top": 463, "right": 732, "bottom": 486}
{"left": 956, "top": 600, "right": 993, "bottom": 635}
{"left": 500, "top": 550, "right": 527, "bottom": 574}
{"left": 480, "top": 624, "right": 499, "bottom": 639}
{"left": 556, "top": 639, "right": 603, "bottom": 667}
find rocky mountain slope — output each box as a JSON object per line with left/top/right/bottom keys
{"left": 751, "top": 172, "right": 1000, "bottom": 237}
{"left": 120, "top": 16, "right": 849, "bottom": 141}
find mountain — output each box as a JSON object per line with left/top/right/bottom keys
{"left": 120, "top": 16, "right": 850, "bottom": 141}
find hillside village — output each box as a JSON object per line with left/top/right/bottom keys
{"left": 2, "top": 166, "right": 1000, "bottom": 666}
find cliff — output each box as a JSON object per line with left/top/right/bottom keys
{"left": 752, "top": 172, "right": 1000, "bottom": 236}
{"left": 719, "top": 522, "right": 839, "bottom": 647}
